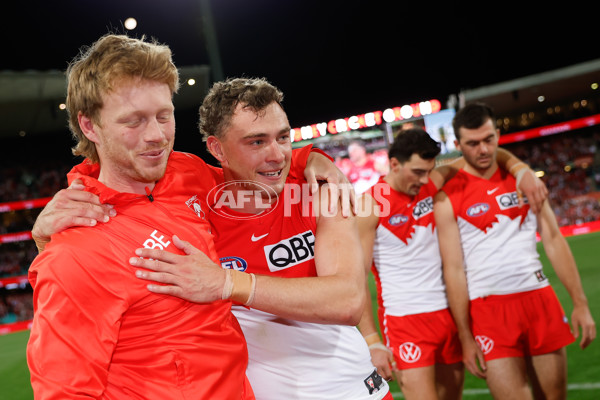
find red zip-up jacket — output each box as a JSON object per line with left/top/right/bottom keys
{"left": 27, "top": 151, "right": 254, "bottom": 400}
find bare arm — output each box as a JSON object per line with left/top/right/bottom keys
{"left": 496, "top": 147, "right": 548, "bottom": 213}
{"left": 429, "top": 157, "right": 465, "bottom": 190}
{"left": 430, "top": 148, "right": 548, "bottom": 213}
{"left": 247, "top": 188, "right": 365, "bottom": 324}
{"left": 537, "top": 201, "right": 596, "bottom": 349}
{"left": 132, "top": 186, "right": 365, "bottom": 325}
{"left": 433, "top": 190, "right": 487, "bottom": 379}
{"left": 304, "top": 150, "right": 357, "bottom": 217}
{"left": 356, "top": 194, "right": 395, "bottom": 381}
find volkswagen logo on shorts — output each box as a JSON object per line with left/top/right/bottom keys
{"left": 475, "top": 335, "right": 494, "bottom": 355}
{"left": 398, "top": 342, "right": 421, "bottom": 363}
{"left": 467, "top": 203, "right": 490, "bottom": 217}
{"left": 207, "top": 180, "right": 279, "bottom": 220}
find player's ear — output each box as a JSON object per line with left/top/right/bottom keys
{"left": 206, "top": 136, "right": 227, "bottom": 165}
{"left": 78, "top": 112, "right": 100, "bottom": 144}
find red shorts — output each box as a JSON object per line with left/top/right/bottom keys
{"left": 384, "top": 308, "right": 462, "bottom": 369}
{"left": 469, "top": 286, "right": 575, "bottom": 361}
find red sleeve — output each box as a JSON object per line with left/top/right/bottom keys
{"left": 288, "top": 144, "right": 334, "bottom": 180}
{"left": 206, "top": 163, "right": 225, "bottom": 184}
{"left": 27, "top": 241, "right": 127, "bottom": 399}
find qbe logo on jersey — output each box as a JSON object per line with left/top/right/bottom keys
{"left": 264, "top": 230, "right": 315, "bottom": 272}
{"left": 412, "top": 196, "right": 433, "bottom": 220}
{"left": 495, "top": 191, "right": 523, "bottom": 210}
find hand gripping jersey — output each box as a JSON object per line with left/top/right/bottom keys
{"left": 27, "top": 152, "right": 254, "bottom": 400}
{"left": 366, "top": 177, "right": 448, "bottom": 318}
{"left": 211, "top": 181, "right": 390, "bottom": 400}
{"left": 442, "top": 168, "right": 549, "bottom": 300}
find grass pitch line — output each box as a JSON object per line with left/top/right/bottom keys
{"left": 390, "top": 382, "right": 600, "bottom": 398}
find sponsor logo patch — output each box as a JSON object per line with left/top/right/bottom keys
{"left": 398, "top": 342, "right": 422, "bottom": 363}
{"left": 475, "top": 335, "right": 494, "bottom": 355}
{"left": 185, "top": 195, "right": 206, "bottom": 220}
{"left": 534, "top": 269, "right": 547, "bottom": 282}
{"left": 220, "top": 256, "right": 248, "bottom": 272}
{"left": 496, "top": 191, "right": 520, "bottom": 210}
{"left": 467, "top": 203, "right": 490, "bottom": 217}
{"left": 412, "top": 196, "right": 433, "bottom": 220}
{"left": 264, "top": 230, "right": 315, "bottom": 272}
{"left": 363, "top": 369, "right": 384, "bottom": 394}
{"left": 388, "top": 213, "right": 408, "bottom": 226}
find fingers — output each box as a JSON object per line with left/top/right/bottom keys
{"left": 347, "top": 183, "right": 357, "bottom": 216}
{"left": 172, "top": 235, "right": 203, "bottom": 256}
{"left": 476, "top": 350, "right": 487, "bottom": 378}
{"left": 146, "top": 283, "right": 182, "bottom": 296}
{"left": 369, "top": 349, "right": 394, "bottom": 381}
{"left": 465, "top": 359, "right": 486, "bottom": 379}
{"left": 320, "top": 181, "right": 357, "bottom": 217}
{"left": 135, "top": 268, "right": 176, "bottom": 285}
{"left": 304, "top": 170, "right": 319, "bottom": 195}
{"left": 131, "top": 248, "right": 179, "bottom": 268}
{"left": 576, "top": 321, "right": 597, "bottom": 350}
{"left": 340, "top": 184, "right": 351, "bottom": 218}
{"left": 324, "top": 180, "right": 339, "bottom": 215}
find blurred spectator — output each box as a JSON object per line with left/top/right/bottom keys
{"left": 345, "top": 140, "right": 387, "bottom": 194}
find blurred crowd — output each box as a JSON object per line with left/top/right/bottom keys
{"left": 1, "top": 127, "right": 599, "bottom": 325}
{"left": 0, "top": 290, "right": 33, "bottom": 324}
{"left": 506, "top": 129, "right": 600, "bottom": 225}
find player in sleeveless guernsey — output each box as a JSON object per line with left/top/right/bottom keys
{"left": 356, "top": 128, "right": 549, "bottom": 400}
{"left": 127, "top": 78, "right": 392, "bottom": 399}
{"left": 434, "top": 103, "right": 596, "bottom": 399}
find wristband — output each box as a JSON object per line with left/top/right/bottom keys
{"left": 363, "top": 332, "right": 381, "bottom": 346}
{"left": 222, "top": 269, "right": 234, "bottom": 300}
{"left": 244, "top": 273, "right": 257, "bottom": 306}
{"left": 515, "top": 166, "right": 532, "bottom": 191}
{"left": 368, "top": 342, "right": 390, "bottom": 353}
{"left": 508, "top": 161, "right": 527, "bottom": 176}
{"left": 230, "top": 270, "right": 255, "bottom": 305}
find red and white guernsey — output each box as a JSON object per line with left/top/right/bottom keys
{"left": 211, "top": 184, "right": 389, "bottom": 400}
{"left": 366, "top": 177, "right": 448, "bottom": 317}
{"left": 442, "top": 168, "right": 549, "bottom": 300}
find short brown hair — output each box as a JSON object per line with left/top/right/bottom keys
{"left": 66, "top": 34, "right": 179, "bottom": 163}
{"left": 198, "top": 77, "right": 284, "bottom": 141}
{"left": 452, "top": 102, "right": 495, "bottom": 141}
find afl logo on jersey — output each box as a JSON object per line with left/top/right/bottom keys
{"left": 467, "top": 203, "right": 490, "bottom": 217}
{"left": 388, "top": 214, "right": 408, "bottom": 226}
{"left": 220, "top": 256, "right": 248, "bottom": 272}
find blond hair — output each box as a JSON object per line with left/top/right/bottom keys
{"left": 66, "top": 34, "right": 179, "bottom": 163}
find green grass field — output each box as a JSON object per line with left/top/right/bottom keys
{"left": 1, "top": 231, "right": 599, "bottom": 399}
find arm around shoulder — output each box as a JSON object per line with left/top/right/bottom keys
{"left": 247, "top": 186, "right": 365, "bottom": 325}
